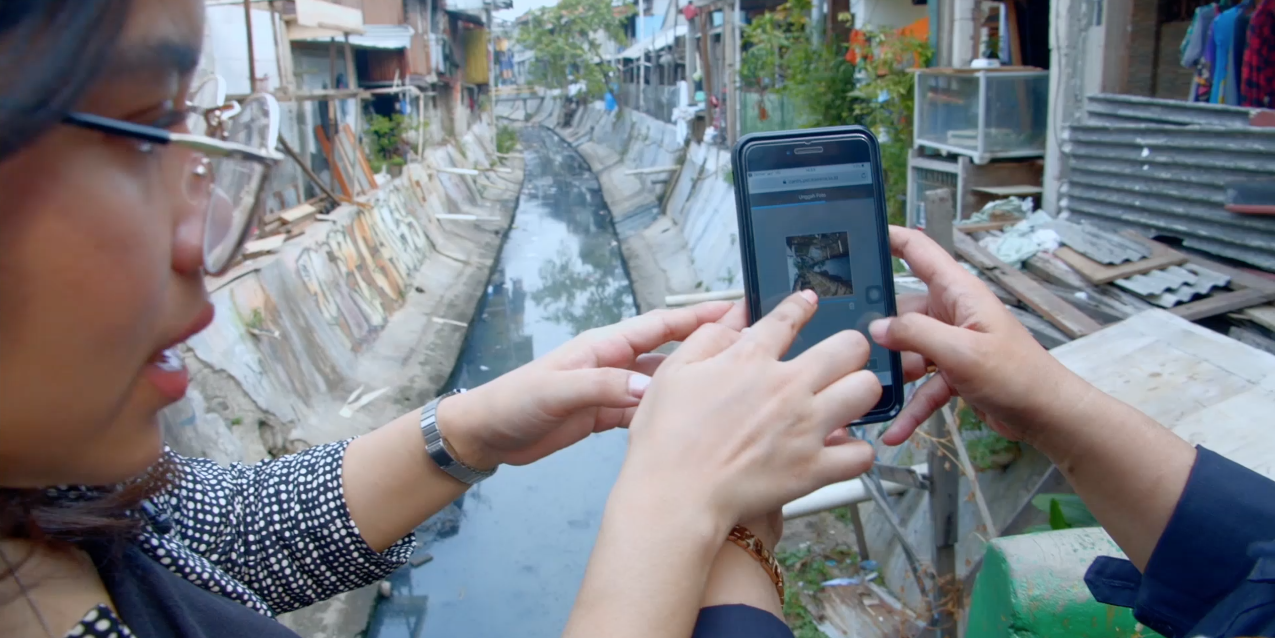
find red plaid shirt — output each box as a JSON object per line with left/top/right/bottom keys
{"left": 1242, "top": 0, "right": 1275, "bottom": 107}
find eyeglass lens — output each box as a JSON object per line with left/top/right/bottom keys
{"left": 200, "top": 97, "right": 273, "bottom": 275}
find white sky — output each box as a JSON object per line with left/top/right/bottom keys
{"left": 495, "top": 0, "right": 559, "bottom": 20}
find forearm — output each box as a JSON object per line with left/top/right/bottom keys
{"left": 1027, "top": 368, "right": 1197, "bottom": 569}
{"left": 343, "top": 400, "right": 479, "bottom": 552}
{"left": 565, "top": 478, "right": 732, "bottom": 638}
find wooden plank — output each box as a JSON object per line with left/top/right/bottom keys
{"left": 1171, "top": 288, "right": 1275, "bottom": 321}
{"left": 343, "top": 123, "right": 378, "bottom": 190}
{"left": 333, "top": 132, "right": 367, "bottom": 195}
{"left": 957, "top": 219, "right": 1020, "bottom": 233}
{"left": 1054, "top": 233, "right": 1189, "bottom": 285}
{"left": 315, "top": 125, "right": 353, "bottom": 198}
{"left": 1241, "top": 305, "right": 1275, "bottom": 332}
{"left": 955, "top": 232, "right": 1103, "bottom": 338}
{"left": 242, "top": 233, "right": 288, "bottom": 257}
{"left": 971, "top": 184, "right": 1042, "bottom": 197}
{"left": 281, "top": 203, "right": 318, "bottom": 224}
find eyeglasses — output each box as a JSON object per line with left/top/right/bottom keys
{"left": 62, "top": 92, "right": 284, "bottom": 276}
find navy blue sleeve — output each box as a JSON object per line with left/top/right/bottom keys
{"left": 1123, "top": 447, "right": 1275, "bottom": 636}
{"left": 692, "top": 605, "right": 794, "bottom": 638}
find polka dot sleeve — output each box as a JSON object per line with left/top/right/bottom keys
{"left": 153, "top": 440, "right": 416, "bottom": 614}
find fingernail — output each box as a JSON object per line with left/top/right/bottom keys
{"left": 628, "top": 373, "right": 652, "bottom": 397}
{"left": 800, "top": 289, "right": 818, "bottom": 305}
{"left": 741, "top": 327, "right": 752, "bottom": 334}
{"left": 869, "top": 318, "right": 890, "bottom": 343}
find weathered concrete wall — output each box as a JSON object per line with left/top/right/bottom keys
{"left": 162, "top": 119, "right": 521, "bottom": 466}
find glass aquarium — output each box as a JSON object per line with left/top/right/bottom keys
{"left": 913, "top": 69, "right": 1049, "bottom": 164}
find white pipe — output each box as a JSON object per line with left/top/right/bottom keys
{"left": 782, "top": 463, "right": 928, "bottom": 520}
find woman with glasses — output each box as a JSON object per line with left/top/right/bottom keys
{"left": 0, "top": 2, "right": 897, "bottom": 637}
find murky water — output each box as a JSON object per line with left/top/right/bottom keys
{"left": 366, "top": 127, "right": 639, "bottom": 638}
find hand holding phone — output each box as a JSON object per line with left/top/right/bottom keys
{"left": 731, "top": 127, "right": 903, "bottom": 424}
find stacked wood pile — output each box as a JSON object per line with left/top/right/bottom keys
{"left": 947, "top": 205, "right": 1275, "bottom": 354}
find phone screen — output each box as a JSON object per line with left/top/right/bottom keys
{"left": 737, "top": 133, "right": 901, "bottom": 420}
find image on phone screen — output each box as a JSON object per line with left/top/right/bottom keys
{"left": 738, "top": 133, "right": 901, "bottom": 420}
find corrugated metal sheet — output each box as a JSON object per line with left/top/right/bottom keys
{"left": 1115, "top": 263, "right": 1232, "bottom": 308}
{"left": 1052, "top": 218, "right": 1151, "bottom": 264}
{"left": 1060, "top": 98, "right": 1275, "bottom": 272}
{"left": 1084, "top": 94, "right": 1261, "bottom": 128}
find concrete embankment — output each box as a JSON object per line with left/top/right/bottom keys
{"left": 158, "top": 119, "right": 522, "bottom": 636}
{"left": 499, "top": 95, "right": 743, "bottom": 313}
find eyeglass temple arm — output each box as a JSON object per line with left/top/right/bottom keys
{"left": 63, "top": 112, "right": 173, "bottom": 146}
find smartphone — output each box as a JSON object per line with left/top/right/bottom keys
{"left": 731, "top": 126, "right": 903, "bottom": 424}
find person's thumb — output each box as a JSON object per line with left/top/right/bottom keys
{"left": 535, "top": 367, "right": 652, "bottom": 418}
{"left": 869, "top": 312, "right": 969, "bottom": 368}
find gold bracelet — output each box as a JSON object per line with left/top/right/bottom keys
{"left": 726, "top": 525, "right": 785, "bottom": 602}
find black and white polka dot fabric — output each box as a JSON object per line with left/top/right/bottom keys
{"left": 64, "top": 440, "right": 416, "bottom": 637}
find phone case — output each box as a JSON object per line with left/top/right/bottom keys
{"left": 730, "top": 126, "right": 903, "bottom": 424}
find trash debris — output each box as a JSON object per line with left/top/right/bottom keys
{"left": 410, "top": 552, "right": 435, "bottom": 567}
{"left": 479, "top": 365, "right": 490, "bottom": 371}
{"left": 340, "top": 386, "right": 390, "bottom": 418}
{"left": 859, "top": 559, "right": 879, "bottom": 572}
{"left": 977, "top": 211, "right": 1060, "bottom": 268}
{"left": 964, "top": 196, "right": 1034, "bottom": 224}
{"left": 377, "top": 581, "right": 393, "bottom": 598}
{"left": 820, "top": 577, "right": 861, "bottom": 588}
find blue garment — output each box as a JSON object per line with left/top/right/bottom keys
{"left": 1085, "top": 447, "right": 1275, "bottom": 637}
{"left": 694, "top": 605, "right": 794, "bottom": 638}
{"left": 1210, "top": 7, "right": 1242, "bottom": 104}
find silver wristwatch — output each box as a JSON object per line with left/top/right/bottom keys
{"left": 420, "top": 389, "right": 496, "bottom": 485}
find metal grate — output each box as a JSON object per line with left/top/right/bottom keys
{"left": 912, "top": 166, "right": 957, "bottom": 227}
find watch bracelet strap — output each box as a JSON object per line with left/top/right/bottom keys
{"left": 727, "top": 525, "right": 785, "bottom": 602}
{"left": 421, "top": 389, "right": 496, "bottom": 485}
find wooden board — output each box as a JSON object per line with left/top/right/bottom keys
{"left": 343, "top": 124, "right": 378, "bottom": 189}
{"left": 1241, "top": 304, "right": 1275, "bottom": 332}
{"left": 1054, "top": 231, "right": 1189, "bottom": 285}
{"left": 955, "top": 232, "right": 1103, "bottom": 338}
{"left": 280, "top": 203, "right": 318, "bottom": 224}
{"left": 956, "top": 219, "right": 1021, "bottom": 233}
{"left": 971, "top": 184, "right": 1042, "bottom": 197}
{"left": 1172, "top": 288, "right": 1275, "bottom": 321}
{"left": 315, "top": 125, "right": 353, "bottom": 198}
{"left": 242, "top": 234, "right": 288, "bottom": 257}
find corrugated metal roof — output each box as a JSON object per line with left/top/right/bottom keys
{"left": 297, "top": 24, "right": 414, "bottom": 49}
{"left": 1060, "top": 98, "right": 1275, "bottom": 272}
{"left": 1084, "top": 94, "right": 1261, "bottom": 128}
{"left": 1114, "top": 263, "right": 1231, "bottom": 307}
{"left": 1052, "top": 218, "right": 1151, "bottom": 264}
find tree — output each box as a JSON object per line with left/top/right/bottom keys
{"left": 516, "top": 0, "right": 630, "bottom": 99}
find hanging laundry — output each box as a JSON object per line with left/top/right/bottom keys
{"left": 1182, "top": 3, "right": 1218, "bottom": 68}
{"left": 1197, "top": 18, "right": 1219, "bottom": 102}
{"left": 1234, "top": 1, "right": 1254, "bottom": 91}
{"left": 1242, "top": 0, "right": 1274, "bottom": 107}
{"left": 1209, "top": 4, "right": 1243, "bottom": 104}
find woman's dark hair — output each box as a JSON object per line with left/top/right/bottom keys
{"left": 0, "top": 0, "right": 133, "bottom": 161}
{"left": 0, "top": 0, "right": 177, "bottom": 546}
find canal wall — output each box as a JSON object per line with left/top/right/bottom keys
{"left": 561, "top": 102, "right": 744, "bottom": 312}
{"left": 161, "top": 118, "right": 520, "bottom": 470}
{"left": 500, "top": 96, "right": 744, "bottom": 313}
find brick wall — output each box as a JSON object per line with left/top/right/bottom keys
{"left": 1127, "top": 0, "right": 1158, "bottom": 96}
{"left": 1156, "top": 21, "right": 1195, "bottom": 99}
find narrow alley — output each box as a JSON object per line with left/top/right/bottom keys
{"left": 366, "top": 126, "right": 639, "bottom": 638}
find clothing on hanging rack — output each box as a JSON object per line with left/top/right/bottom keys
{"left": 1197, "top": 15, "right": 1220, "bottom": 101}
{"left": 1241, "top": 0, "right": 1274, "bottom": 107}
{"left": 1209, "top": 4, "right": 1242, "bottom": 104}
{"left": 1182, "top": 3, "right": 1219, "bottom": 68}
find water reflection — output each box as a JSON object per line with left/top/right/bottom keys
{"left": 366, "top": 127, "right": 639, "bottom": 638}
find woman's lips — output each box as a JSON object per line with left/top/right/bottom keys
{"left": 143, "top": 303, "right": 213, "bottom": 402}
{"left": 143, "top": 347, "right": 189, "bottom": 401}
